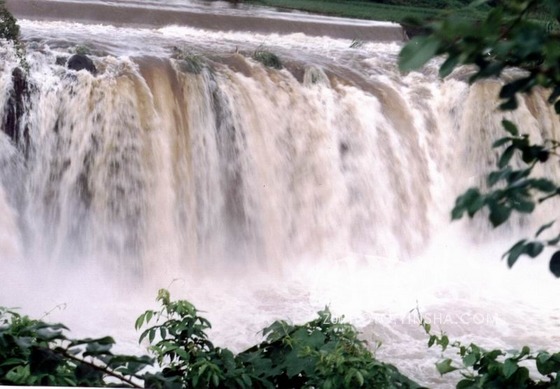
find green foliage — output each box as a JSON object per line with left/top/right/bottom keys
{"left": 243, "top": 0, "right": 487, "bottom": 23}
{"left": 0, "top": 290, "right": 419, "bottom": 388}
{"left": 0, "top": 0, "right": 19, "bottom": 42}
{"left": 399, "top": 0, "right": 560, "bottom": 80}
{"left": 172, "top": 47, "right": 206, "bottom": 75}
{"left": 137, "top": 289, "right": 421, "bottom": 388}
{"left": 0, "top": 1, "right": 27, "bottom": 71}
{"left": 399, "top": 0, "right": 560, "bottom": 276}
{"left": 418, "top": 313, "right": 560, "bottom": 388}
{"left": 74, "top": 45, "right": 92, "bottom": 56}
{"left": 451, "top": 121, "right": 558, "bottom": 228}
{"left": 0, "top": 307, "right": 152, "bottom": 387}
{"left": 252, "top": 47, "right": 283, "bottom": 70}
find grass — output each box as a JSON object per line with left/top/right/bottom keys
{"left": 243, "top": 0, "right": 489, "bottom": 24}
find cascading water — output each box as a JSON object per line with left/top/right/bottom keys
{"left": 1, "top": 3, "right": 560, "bottom": 387}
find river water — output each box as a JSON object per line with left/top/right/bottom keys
{"left": 1, "top": 1, "right": 559, "bottom": 387}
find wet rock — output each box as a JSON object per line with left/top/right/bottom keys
{"left": 3, "top": 67, "right": 29, "bottom": 150}
{"left": 56, "top": 56, "right": 68, "bottom": 66}
{"left": 67, "top": 54, "right": 96, "bottom": 74}
{"left": 400, "top": 23, "right": 430, "bottom": 40}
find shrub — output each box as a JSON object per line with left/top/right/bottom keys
{"left": 137, "top": 289, "right": 421, "bottom": 388}
{"left": 418, "top": 313, "right": 560, "bottom": 388}
{"left": 0, "top": 0, "right": 19, "bottom": 42}
{"left": 252, "top": 47, "right": 283, "bottom": 70}
{"left": 172, "top": 47, "right": 206, "bottom": 74}
{"left": 0, "top": 307, "right": 152, "bottom": 387}
{"left": 0, "top": 290, "right": 420, "bottom": 388}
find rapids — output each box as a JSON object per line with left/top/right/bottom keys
{"left": 1, "top": 2, "right": 559, "bottom": 387}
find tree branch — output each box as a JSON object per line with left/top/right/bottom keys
{"left": 54, "top": 348, "right": 143, "bottom": 388}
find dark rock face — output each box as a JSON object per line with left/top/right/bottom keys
{"left": 3, "top": 67, "right": 29, "bottom": 149}
{"left": 67, "top": 54, "right": 96, "bottom": 74}
{"left": 400, "top": 23, "right": 430, "bottom": 40}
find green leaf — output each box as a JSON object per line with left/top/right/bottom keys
{"left": 0, "top": 358, "right": 26, "bottom": 368}
{"left": 525, "top": 242, "right": 544, "bottom": 258}
{"left": 457, "top": 379, "right": 476, "bottom": 389}
{"left": 489, "top": 203, "right": 511, "bottom": 227}
{"left": 436, "top": 359, "right": 458, "bottom": 375}
{"left": 536, "top": 351, "right": 560, "bottom": 374}
{"left": 71, "top": 336, "right": 115, "bottom": 347}
{"left": 192, "top": 371, "right": 200, "bottom": 387}
{"left": 498, "top": 146, "right": 515, "bottom": 168}
{"left": 549, "top": 251, "right": 560, "bottom": 277}
{"left": 439, "top": 54, "right": 460, "bottom": 78}
{"left": 500, "top": 78, "right": 534, "bottom": 100}
{"left": 463, "top": 352, "right": 477, "bottom": 367}
{"left": 506, "top": 168, "right": 531, "bottom": 184}
{"left": 14, "top": 336, "right": 33, "bottom": 349}
{"left": 84, "top": 341, "right": 113, "bottom": 357}
{"left": 428, "top": 335, "right": 436, "bottom": 347}
{"left": 440, "top": 335, "right": 449, "bottom": 351}
{"left": 503, "top": 359, "right": 518, "bottom": 378}
{"left": 512, "top": 199, "right": 534, "bottom": 213}
{"left": 502, "top": 120, "right": 519, "bottom": 136}
{"left": 500, "top": 98, "right": 518, "bottom": 111}
{"left": 492, "top": 137, "right": 511, "bottom": 148}
{"left": 488, "top": 167, "right": 511, "bottom": 186}
{"left": 285, "top": 349, "right": 306, "bottom": 378}
{"left": 452, "top": 188, "right": 483, "bottom": 219}
{"left": 211, "top": 372, "right": 219, "bottom": 387}
{"left": 5, "top": 365, "right": 31, "bottom": 385}
{"left": 536, "top": 221, "right": 555, "bottom": 237}
{"left": 135, "top": 314, "right": 144, "bottom": 330}
{"left": 355, "top": 370, "right": 365, "bottom": 386}
{"left": 157, "top": 289, "right": 171, "bottom": 305}
{"left": 531, "top": 179, "right": 557, "bottom": 193}
{"left": 504, "top": 240, "right": 543, "bottom": 268}
{"left": 241, "top": 373, "right": 251, "bottom": 387}
{"left": 536, "top": 352, "right": 552, "bottom": 374}
{"left": 548, "top": 234, "right": 560, "bottom": 246}
{"left": 504, "top": 240, "right": 527, "bottom": 268}
{"left": 398, "top": 36, "right": 440, "bottom": 72}
{"left": 306, "top": 330, "right": 326, "bottom": 349}
{"left": 146, "top": 310, "right": 154, "bottom": 324}
{"left": 35, "top": 327, "right": 64, "bottom": 341}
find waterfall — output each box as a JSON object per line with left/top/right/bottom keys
{"left": 1, "top": 44, "right": 447, "bottom": 273}
{"left": 1, "top": 14, "right": 560, "bottom": 387}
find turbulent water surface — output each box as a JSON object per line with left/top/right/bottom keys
{"left": 1, "top": 2, "right": 560, "bottom": 387}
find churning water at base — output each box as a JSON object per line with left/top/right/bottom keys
{"left": 1, "top": 17, "right": 560, "bottom": 387}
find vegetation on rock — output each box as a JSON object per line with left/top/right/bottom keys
{"left": 252, "top": 47, "right": 283, "bottom": 70}
{"left": 0, "top": 0, "right": 19, "bottom": 42}
{"left": 0, "top": 1, "right": 27, "bottom": 71}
